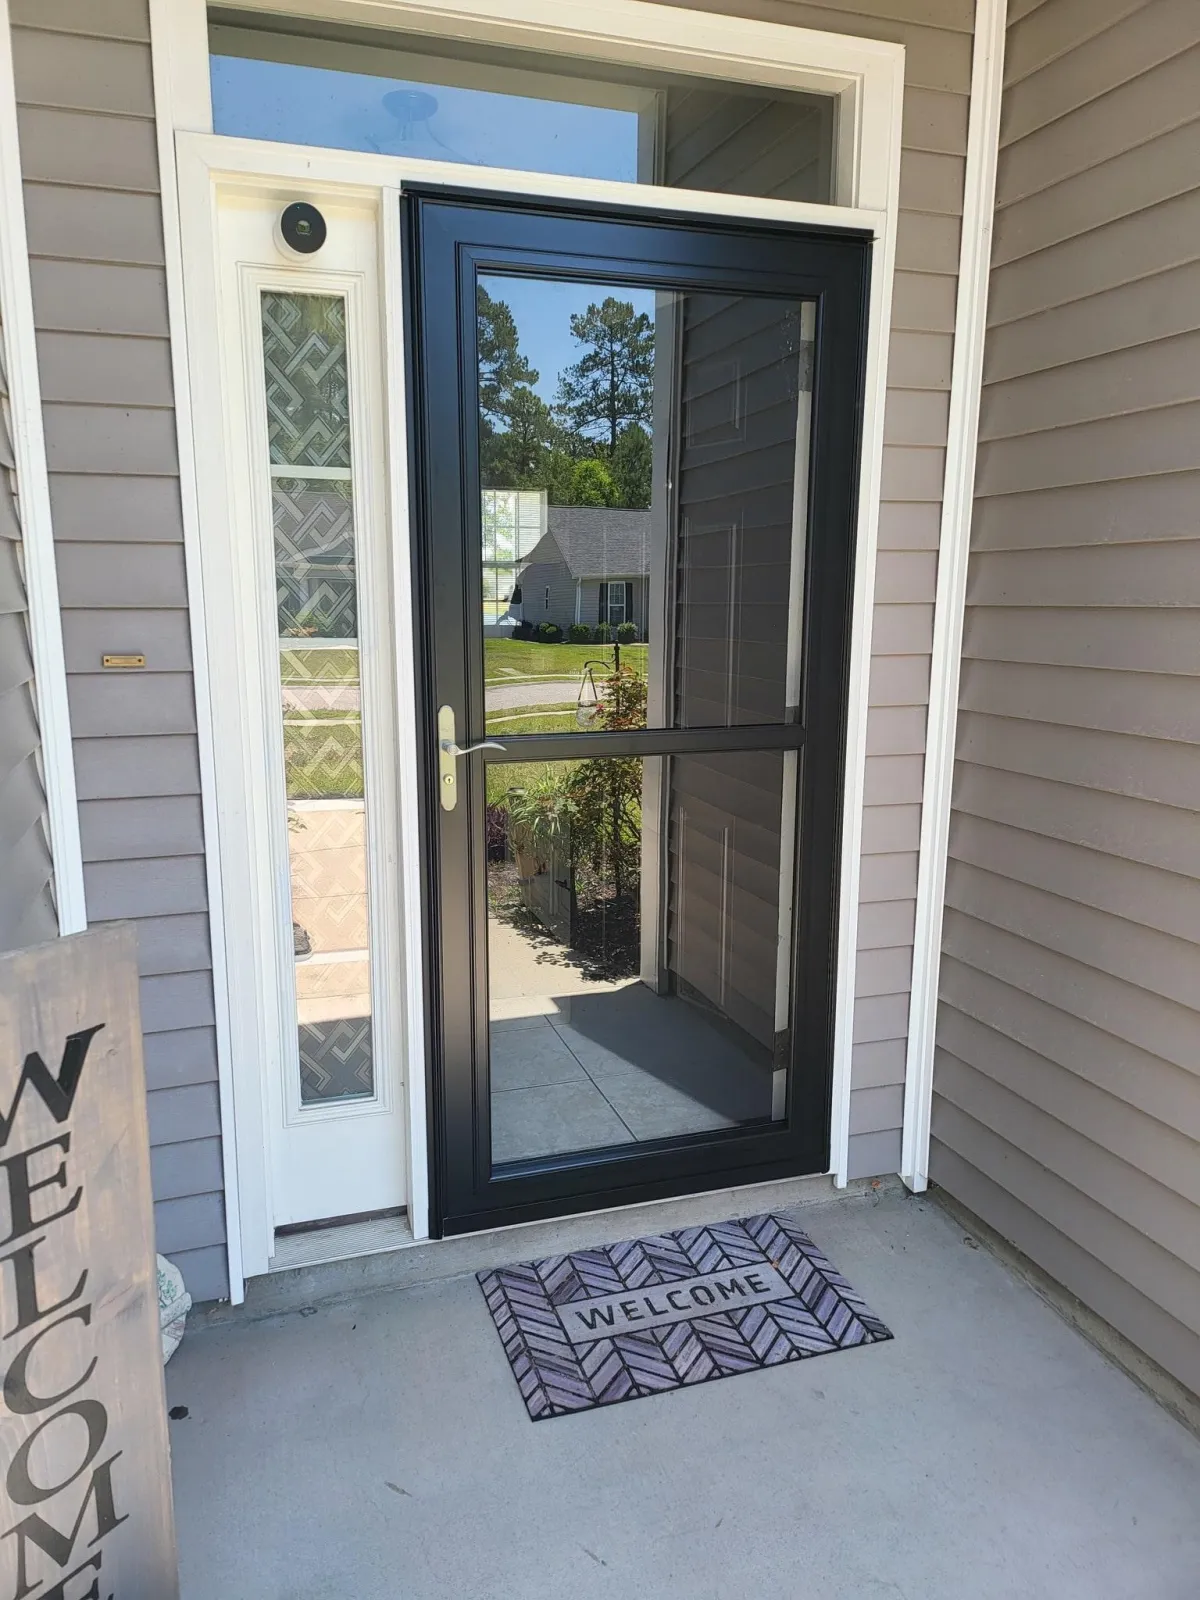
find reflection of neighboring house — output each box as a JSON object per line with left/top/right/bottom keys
{"left": 518, "top": 505, "right": 650, "bottom": 635}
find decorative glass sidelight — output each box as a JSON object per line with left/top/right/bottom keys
{"left": 261, "top": 290, "right": 375, "bottom": 1103}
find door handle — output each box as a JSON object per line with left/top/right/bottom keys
{"left": 441, "top": 738, "right": 507, "bottom": 758}
{"left": 437, "top": 705, "right": 505, "bottom": 811}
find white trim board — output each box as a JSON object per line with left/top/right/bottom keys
{"left": 901, "top": 0, "right": 1009, "bottom": 1194}
{"left": 0, "top": 0, "right": 86, "bottom": 936}
{"left": 156, "top": 0, "right": 903, "bottom": 1293}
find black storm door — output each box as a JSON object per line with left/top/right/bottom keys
{"left": 406, "top": 192, "right": 869, "bottom": 1236}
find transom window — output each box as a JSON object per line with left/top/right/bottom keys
{"left": 209, "top": 15, "right": 836, "bottom": 203}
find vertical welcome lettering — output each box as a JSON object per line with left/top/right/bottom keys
{"left": 0, "top": 929, "right": 179, "bottom": 1600}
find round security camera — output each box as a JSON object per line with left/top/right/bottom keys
{"left": 276, "top": 201, "right": 327, "bottom": 258}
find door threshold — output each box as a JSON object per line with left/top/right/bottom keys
{"left": 269, "top": 1212, "right": 415, "bottom": 1273}
{"left": 198, "top": 1172, "right": 901, "bottom": 1325}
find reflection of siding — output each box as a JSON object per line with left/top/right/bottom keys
{"left": 12, "top": 0, "right": 227, "bottom": 1301}
{"left": 0, "top": 251, "right": 56, "bottom": 951}
{"left": 663, "top": 291, "right": 799, "bottom": 1055}
{"left": 514, "top": 559, "right": 575, "bottom": 629}
{"left": 668, "top": 751, "right": 782, "bottom": 1056}
{"left": 672, "top": 293, "right": 802, "bottom": 728}
{"left": 579, "top": 576, "right": 646, "bottom": 635}
{"left": 932, "top": 1, "right": 1200, "bottom": 1396}
{"left": 657, "top": 0, "right": 973, "bottom": 1177}
{"left": 663, "top": 86, "right": 832, "bottom": 203}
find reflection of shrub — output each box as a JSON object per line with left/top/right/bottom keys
{"left": 484, "top": 803, "right": 509, "bottom": 863}
{"left": 505, "top": 778, "right": 576, "bottom": 883}
{"left": 568, "top": 622, "right": 592, "bottom": 643}
{"left": 594, "top": 622, "right": 612, "bottom": 643}
{"left": 562, "top": 664, "right": 647, "bottom": 898}
{"left": 507, "top": 780, "right": 575, "bottom": 843}
{"left": 538, "top": 622, "right": 563, "bottom": 643}
{"left": 615, "top": 621, "right": 637, "bottom": 644}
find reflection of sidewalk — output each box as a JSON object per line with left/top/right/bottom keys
{"left": 484, "top": 678, "right": 577, "bottom": 712}
{"left": 288, "top": 799, "right": 370, "bottom": 1027}
{"left": 488, "top": 916, "right": 622, "bottom": 1013}
{"left": 282, "top": 684, "right": 361, "bottom": 712}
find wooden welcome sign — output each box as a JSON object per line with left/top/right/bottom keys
{"left": 0, "top": 926, "right": 179, "bottom": 1599}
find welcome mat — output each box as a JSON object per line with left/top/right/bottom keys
{"left": 478, "top": 1212, "right": 892, "bottom": 1420}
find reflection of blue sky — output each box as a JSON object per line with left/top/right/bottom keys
{"left": 481, "top": 275, "right": 657, "bottom": 409}
{"left": 211, "top": 56, "right": 638, "bottom": 181}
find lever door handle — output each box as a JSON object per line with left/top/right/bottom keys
{"left": 437, "top": 705, "right": 505, "bottom": 811}
{"left": 440, "top": 738, "right": 507, "bottom": 758}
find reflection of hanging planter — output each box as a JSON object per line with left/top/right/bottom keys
{"left": 575, "top": 658, "right": 608, "bottom": 727}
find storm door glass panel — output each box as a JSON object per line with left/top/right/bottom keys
{"left": 476, "top": 273, "right": 814, "bottom": 738}
{"left": 262, "top": 290, "right": 375, "bottom": 1103}
{"left": 487, "top": 753, "right": 786, "bottom": 1167}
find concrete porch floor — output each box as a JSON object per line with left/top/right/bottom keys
{"left": 166, "top": 1191, "right": 1200, "bottom": 1600}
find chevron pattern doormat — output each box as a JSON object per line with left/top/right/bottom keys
{"left": 478, "top": 1212, "right": 892, "bottom": 1420}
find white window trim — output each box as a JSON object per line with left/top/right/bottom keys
{"left": 901, "top": 0, "right": 1009, "bottom": 1194}
{"left": 0, "top": 2, "right": 86, "bottom": 936}
{"left": 154, "top": 0, "right": 903, "bottom": 1296}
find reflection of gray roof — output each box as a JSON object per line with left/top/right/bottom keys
{"left": 539, "top": 506, "right": 651, "bottom": 579}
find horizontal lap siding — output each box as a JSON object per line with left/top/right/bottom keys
{"left": 659, "top": 0, "right": 973, "bottom": 1177}
{"left": 933, "top": 0, "right": 1200, "bottom": 1393}
{"left": 11, "top": 0, "right": 227, "bottom": 1302}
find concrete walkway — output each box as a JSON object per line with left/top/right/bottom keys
{"left": 166, "top": 1192, "right": 1200, "bottom": 1599}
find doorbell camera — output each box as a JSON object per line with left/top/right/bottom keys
{"left": 276, "top": 201, "right": 327, "bottom": 258}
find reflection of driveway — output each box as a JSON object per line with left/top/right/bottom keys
{"left": 282, "top": 685, "right": 361, "bottom": 713}
{"left": 288, "top": 799, "right": 370, "bottom": 1026}
{"left": 283, "top": 679, "right": 581, "bottom": 714}
{"left": 485, "top": 678, "right": 578, "bottom": 712}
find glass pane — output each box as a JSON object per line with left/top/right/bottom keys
{"left": 274, "top": 479, "right": 357, "bottom": 639}
{"left": 263, "top": 291, "right": 376, "bottom": 1105}
{"left": 486, "top": 752, "right": 790, "bottom": 1167}
{"left": 262, "top": 292, "right": 350, "bottom": 469}
{"left": 477, "top": 275, "right": 814, "bottom": 735}
{"left": 210, "top": 26, "right": 835, "bottom": 203}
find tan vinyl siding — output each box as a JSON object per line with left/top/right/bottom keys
{"left": 11, "top": 0, "right": 228, "bottom": 1302}
{"left": 0, "top": 233, "right": 57, "bottom": 952}
{"left": 655, "top": 0, "right": 972, "bottom": 1176}
{"left": 932, "top": 0, "right": 1200, "bottom": 1395}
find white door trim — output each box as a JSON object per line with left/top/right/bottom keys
{"left": 0, "top": 1, "right": 86, "bottom": 937}
{"left": 901, "top": 0, "right": 1009, "bottom": 1193}
{"left": 156, "top": 0, "right": 902, "bottom": 1294}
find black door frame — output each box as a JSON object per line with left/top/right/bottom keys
{"left": 405, "top": 188, "right": 871, "bottom": 1237}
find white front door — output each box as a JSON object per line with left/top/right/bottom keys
{"left": 213, "top": 190, "right": 407, "bottom": 1232}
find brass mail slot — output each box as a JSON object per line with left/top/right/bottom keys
{"left": 101, "top": 653, "right": 146, "bottom": 669}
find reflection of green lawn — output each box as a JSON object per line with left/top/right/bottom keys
{"left": 485, "top": 711, "right": 584, "bottom": 806}
{"left": 279, "top": 646, "right": 359, "bottom": 685}
{"left": 283, "top": 717, "right": 364, "bottom": 800}
{"left": 486, "top": 703, "right": 576, "bottom": 730}
{"left": 485, "top": 640, "right": 647, "bottom": 684}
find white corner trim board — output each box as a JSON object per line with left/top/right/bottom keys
{"left": 902, "top": 0, "right": 1009, "bottom": 1194}
{"left": 0, "top": 0, "right": 86, "bottom": 936}
{"left": 158, "top": 0, "right": 902, "bottom": 1289}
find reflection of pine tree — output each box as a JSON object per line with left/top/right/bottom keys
{"left": 476, "top": 285, "right": 655, "bottom": 508}
{"left": 477, "top": 285, "right": 537, "bottom": 422}
{"left": 555, "top": 298, "right": 655, "bottom": 453}
{"left": 477, "top": 285, "right": 557, "bottom": 489}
